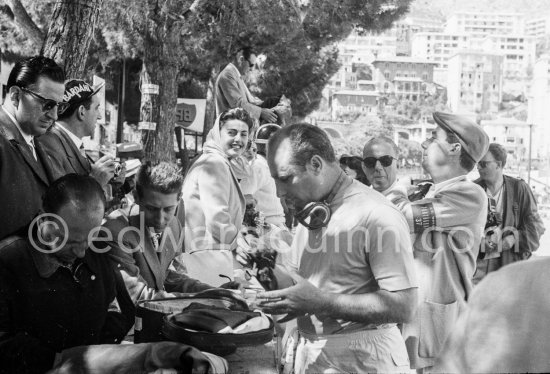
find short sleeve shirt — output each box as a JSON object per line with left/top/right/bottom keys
{"left": 284, "top": 180, "right": 417, "bottom": 335}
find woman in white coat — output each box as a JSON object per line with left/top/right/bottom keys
{"left": 180, "top": 108, "right": 253, "bottom": 286}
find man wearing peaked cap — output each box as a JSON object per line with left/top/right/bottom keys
{"left": 39, "top": 79, "right": 118, "bottom": 187}
{"left": 432, "top": 111, "right": 489, "bottom": 163}
{"left": 395, "top": 112, "right": 490, "bottom": 371}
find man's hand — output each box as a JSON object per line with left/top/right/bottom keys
{"left": 244, "top": 194, "right": 257, "bottom": 207}
{"left": 90, "top": 155, "right": 116, "bottom": 187}
{"left": 260, "top": 108, "right": 278, "bottom": 123}
{"left": 502, "top": 235, "right": 517, "bottom": 251}
{"left": 220, "top": 280, "right": 243, "bottom": 291}
{"left": 257, "top": 273, "right": 325, "bottom": 316}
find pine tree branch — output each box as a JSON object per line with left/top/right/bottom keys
{"left": 3, "top": 0, "right": 44, "bottom": 47}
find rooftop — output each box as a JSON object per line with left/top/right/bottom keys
{"left": 373, "top": 56, "right": 437, "bottom": 64}
{"left": 332, "top": 90, "right": 379, "bottom": 96}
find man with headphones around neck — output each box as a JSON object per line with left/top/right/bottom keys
{"left": 258, "top": 123, "right": 418, "bottom": 373}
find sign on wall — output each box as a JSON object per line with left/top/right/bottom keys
{"left": 175, "top": 98, "right": 206, "bottom": 134}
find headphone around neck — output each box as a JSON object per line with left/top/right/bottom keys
{"left": 294, "top": 171, "right": 348, "bottom": 230}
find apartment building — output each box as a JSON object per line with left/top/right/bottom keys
{"left": 411, "top": 32, "right": 470, "bottom": 68}
{"left": 447, "top": 50, "right": 503, "bottom": 114}
{"left": 529, "top": 54, "right": 550, "bottom": 159}
{"left": 445, "top": 11, "right": 525, "bottom": 38}
{"left": 372, "top": 57, "right": 437, "bottom": 101}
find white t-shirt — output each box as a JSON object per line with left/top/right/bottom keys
{"left": 284, "top": 179, "right": 417, "bottom": 335}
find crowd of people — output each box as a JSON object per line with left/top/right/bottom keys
{"left": 0, "top": 52, "right": 547, "bottom": 374}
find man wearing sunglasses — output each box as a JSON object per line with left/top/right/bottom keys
{"left": 215, "top": 46, "right": 278, "bottom": 124}
{"left": 39, "top": 79, "right": 118, "bottom": 187}
{"left": 472, "top": 143, "right": 545, "bottom": 284}
{"left": 0, "top": 56, "right": 65, "bottom": 240}
{"left": 362, "top": 136, "right": 411, "bottom": 207}
{"left": 395, "top": 112, "right": 490, "bottom": 372}
{"left": 259, "top": 124, "right": 418, "bottom": 373}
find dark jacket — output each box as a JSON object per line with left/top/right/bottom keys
{"left": 101, "top": 204, "right": 211, "bottom": 304}
{"left": 475, "top": 175, "right": 545, "bottom": 259}
{"left": 0, "top": 109, "right": 57, "bottom": 240}
{"left": 39, "top": 122, "right": 92, "bottom": 179}
{"left": 0, "top": 234, "right": 134, "bottom": 374}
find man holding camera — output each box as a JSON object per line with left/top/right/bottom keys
{"left": 40, "top": 79, "right": 118, "bottom": 187}
{"left": 473, "top": 143, "right": 545, "bottom": 284}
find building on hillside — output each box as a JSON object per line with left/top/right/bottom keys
{"left": 445, "top": 11, "right": 525, "bottom": 38}
{"left": 356, "top": 80, "right": 377, "bottom": 91}
{"left": 529, "top": 54, "right": 550, "bottom": 160}
{"left": 525, "top": 15, "right": 550, "bottom": 39}
{"left": 328, "top": 30, "right": 397, "bottom": 90}
{"left": 391, "top": 15, "right": 445, "bottom": 55}
{"left": 394, "top": 120, "right": 437, "bottom": 144}
{"left": 411, "top": 32, "right": 470, "bottom": 69}
{"left": 328, "top": 51, "right": 356, "bottom": 89}
{"left": 481, "top": 117, "right": 531, "bottom": 164}
{"left": 447, "top": 50, "right": 503, "bottom": 115}
{"left": 372, "top": 57, "right": 437, "bottom": 101}
{"left": 330, "top": 90, "right": 379, "bottom": 120}
{"left": 478, "top": 35, "right": 537, "bottom": 79}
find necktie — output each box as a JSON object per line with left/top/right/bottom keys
{"left": 79, "top": 144, "right": 87, "bottom": 159}
{"left": 28, "top": 138, "right": 37, "bottom": 161}
{"left": 151, "top": 232, "right": 162, "bottom": 260}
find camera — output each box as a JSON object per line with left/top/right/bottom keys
{"left": 113, "top": 160, "right": 123, "bottom": 178}
{"left": 485, "top": 210, "right": 502, "bottom": 235}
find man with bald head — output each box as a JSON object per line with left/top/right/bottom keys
{"left": 362, "top": 136, "right": 411, "bottom": 208}
{"left": 259, "top": 123, "right": 417, "bottom": 373}
{"left": 0, "top": 174, "right": 227, "bottom": 374}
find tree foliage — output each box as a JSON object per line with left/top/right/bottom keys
{"left": 0, "top": 0, "right": 412, "bottom": 161}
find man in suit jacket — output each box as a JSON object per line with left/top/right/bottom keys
{"left": 215, "top": 47, "right": 278, "bottom": 123}
{"left": 98, "top": 162, "right": 237, "bottom": 303}
{"left": 0, "top": 56, "right": 65, "bottom": 240}
{"left": 39, "top": 79, "right": 117, "bottom": 186}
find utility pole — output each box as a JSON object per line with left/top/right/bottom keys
{"left": 116, "top": 58, "right": 126, "bottom": 144}
{"left": 528, "top": 123, "right": 533, "bottom": 185}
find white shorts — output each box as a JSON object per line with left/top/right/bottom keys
{"left": 290, "top": 326, "right": 410, "bottom": 374}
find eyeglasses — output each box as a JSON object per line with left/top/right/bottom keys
{"left": 362, "top": 155, "right": 394, "bottom": 169}
{"left": 478, "top": 160, "right": 499, "bottom": 169}
{"left": 19, "top": 86, "right": 70, "bottom": 113}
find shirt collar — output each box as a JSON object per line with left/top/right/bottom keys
{"left": 29, "top": 245, "right": 69, "bottom": 278}
{"left": 1, "top": 105, "right": 34, "bottom": 146}
{"left": 433, "top": 174, "right": 467, "bottom": 193}
{"left": 380, "top": 180, "right": 398, "bottom": 196}
{"left": 57, "top": 122, "right": 83, "bottom": 149}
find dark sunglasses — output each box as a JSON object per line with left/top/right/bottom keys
{"left": 246, "top": 58, "right": 255, "bottom": 68}
{"left": 478, "top": 160, "right": 499, "bottom": 169}
{"left": 362, "top": 155, "right": 394, "bottom": 168}
{"left": 20, "top": 86, "right": 70, "bottom": 113}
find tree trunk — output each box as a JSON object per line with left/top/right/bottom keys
{"left": 140, "top": 1, "right": 181, "bottom": 163}
{"left": 203, "top": 67, "right": 219, "bottom": 140}
{"left": 3, "top": 0, "right": 44, "bottom": 47}
{"left": 41, "top": 0, "right": 103, "bottom": 78}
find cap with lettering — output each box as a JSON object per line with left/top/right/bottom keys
{"left": 60, "top": 79, "right": 104, "bottom": 114}
{"left": 433, "top": 112, "right": 489, "bottom": 163}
